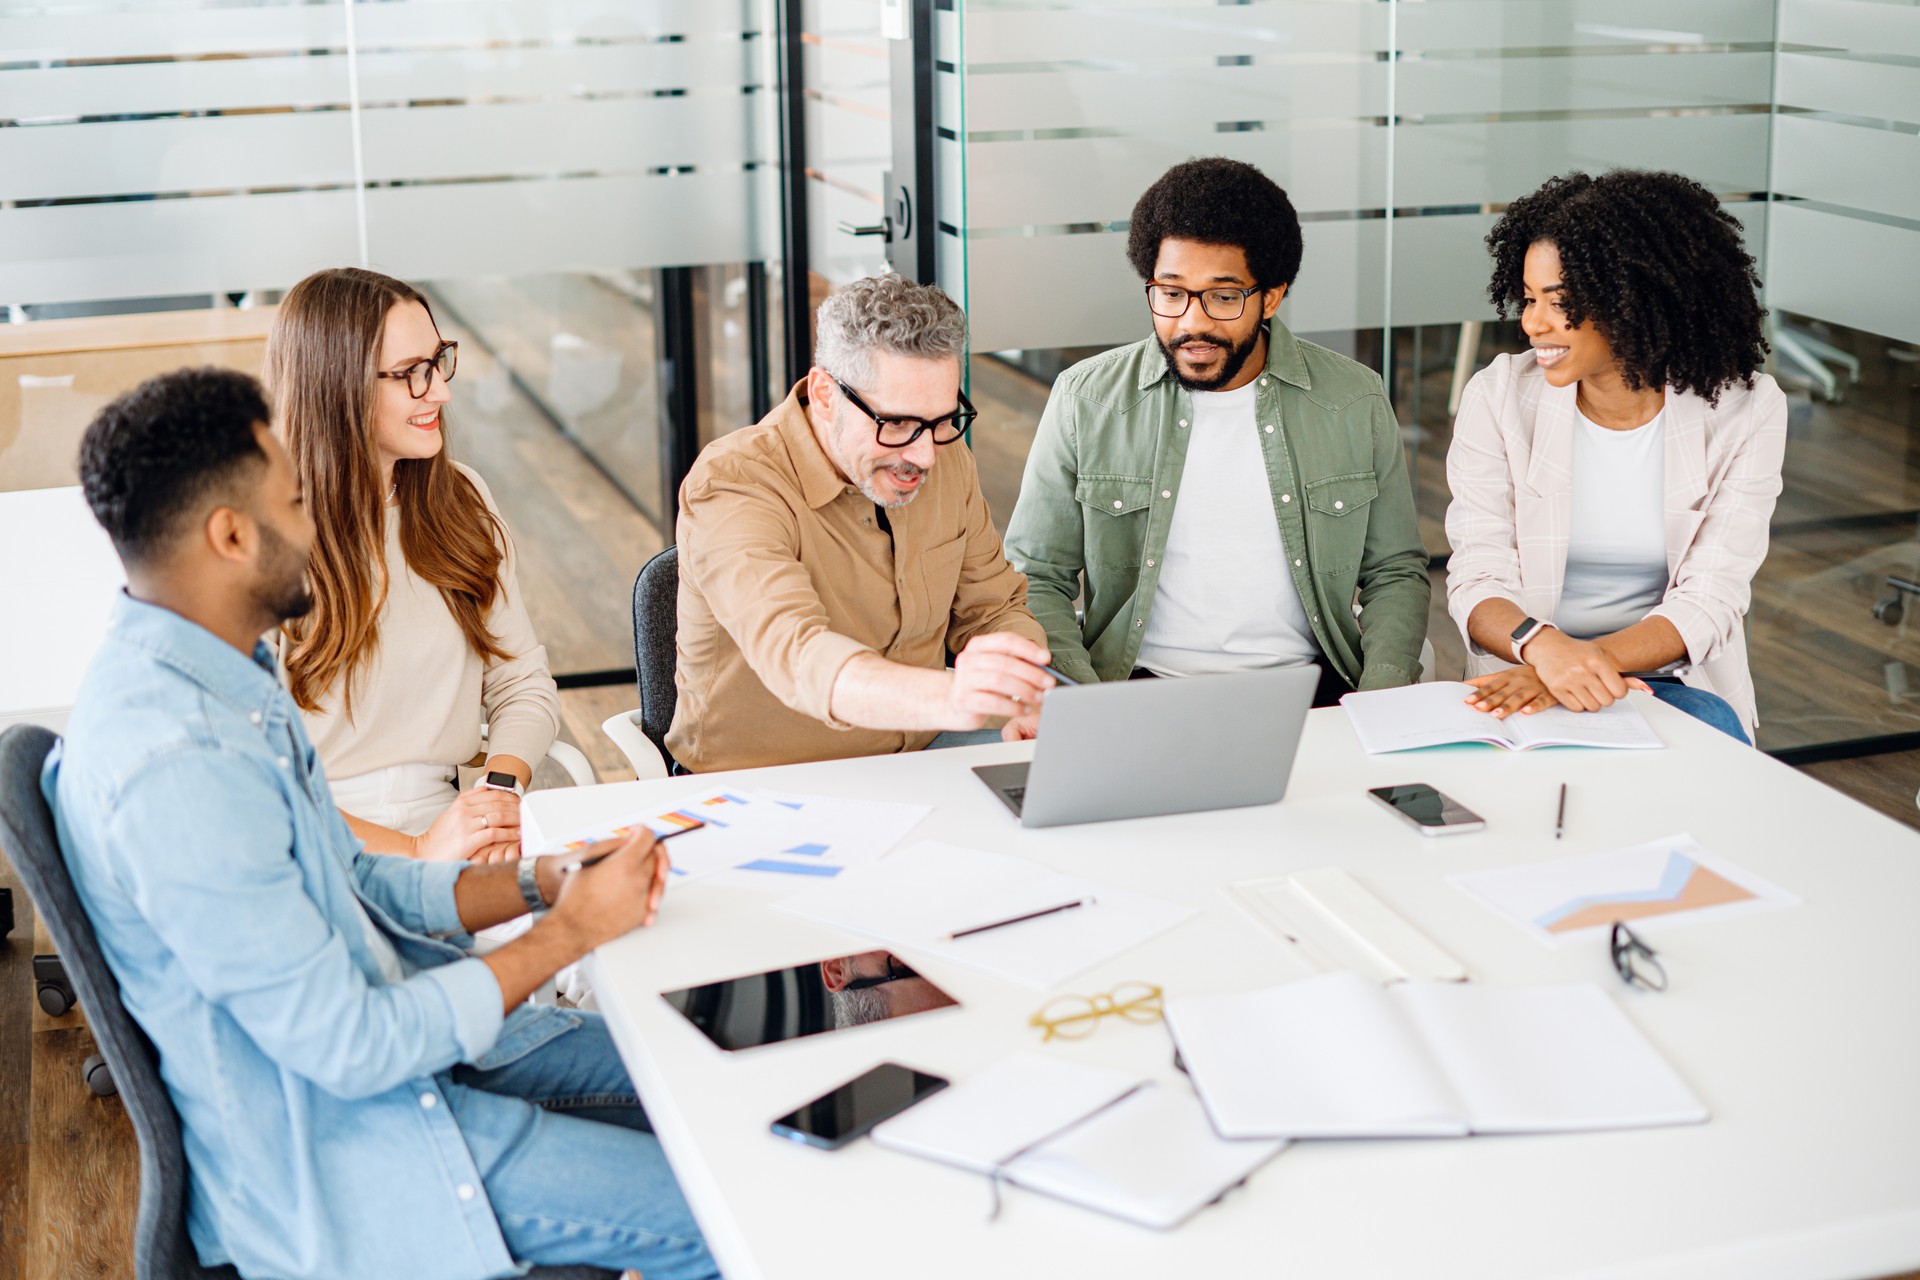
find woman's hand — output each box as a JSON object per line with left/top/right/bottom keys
{"left": 1523, "top": 631, "right": 1636, "bottom": 711}
{"left": 411, "top": 786, "right": 522, "bottom": 861}
{"left": 1464, "top": 666, "right": 1558, "bottom": 719}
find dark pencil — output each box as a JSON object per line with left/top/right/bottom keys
{"left": 559, "top": 820, "right": 705, "bottom": 874}
{"left": 945, "top": 898, "right": 1093, "bottom": 941}
{"left": 1555, "top": 784, "right": 1568, "bottom": 840}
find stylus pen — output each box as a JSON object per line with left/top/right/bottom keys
{"left": 945, "top": 897, "right": 1094, "bottom": 941}
{"left": 1041, "top": 663, "right": 1081, "bottom": 687}
{"left": 559, "top": 821, "right": 705, "bottom": 875}
{"left": 1554, "top": 784, "right": 1568, "bottom": 840}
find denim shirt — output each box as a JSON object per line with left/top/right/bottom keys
{"left": 1003, "top": 320, "right": 1430, "bottom": 688}
{"left": 44, "top": 595, "right": 578, "bottom": 1280}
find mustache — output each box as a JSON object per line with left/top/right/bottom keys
{"left": 878, "top": 460, "right": 929, "bottom": 478}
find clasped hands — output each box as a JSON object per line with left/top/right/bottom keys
{"left": 1465, "top": 629, "right": 1651, "bottom": 719}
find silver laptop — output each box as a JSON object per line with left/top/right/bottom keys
{"left": 972, "top": 666, "right": 1319, "bottom": 828}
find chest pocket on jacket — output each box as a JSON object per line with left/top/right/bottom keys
{"left": 1075, "top": 476, "right": 1154, "bottom": 568}
{"left": 912, "top": 535, "right": 967, "bottom": 640}
{"left": 1303, "top": 472, "right": 1378, "bottom": 575}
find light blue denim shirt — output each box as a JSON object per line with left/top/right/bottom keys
{"left": 44, "top": 594, "right": 579, "bottom": 1280}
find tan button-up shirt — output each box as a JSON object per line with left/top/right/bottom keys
{"left": 668, "top": 384, "right": 1047, "bottom": 773}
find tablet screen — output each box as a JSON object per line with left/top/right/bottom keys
{"left": 660, "top": 950, "right": 959, "bottom": 1051}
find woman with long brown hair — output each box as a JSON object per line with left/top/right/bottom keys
{"left": 267, "top": 267, "right": 560, "bottom": 861}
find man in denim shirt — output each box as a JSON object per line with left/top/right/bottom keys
{"left": 44, "top": 368, "right": 719, "bottom": 1280}
{"left": 1005, "top": 159, "right": 1429, "bottom": 716}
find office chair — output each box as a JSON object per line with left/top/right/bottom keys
{"left": 0, "top": 725, "right": 615, "bottom": 1280}
{"left": 601, "top": 545, "right": 679, "bottom": 779}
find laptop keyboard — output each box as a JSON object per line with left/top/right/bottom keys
{"left": 1005, "top": 786, "right": 1026, "bottom": 806}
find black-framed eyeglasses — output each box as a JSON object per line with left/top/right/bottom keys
{"left": 841, "top": 955, "right": 921, "bottom": 992}
{"left": 375, "top": 339, "right": 458, "bottom": 399}
{"left": 835, "top": 378, "right": 975, "bottom": 448}
{"left": 1144, "top": 283, "right": 1265, "bottom": 321}
{"left": 1610, "top": 922, "right": 1668, "bottom": 992}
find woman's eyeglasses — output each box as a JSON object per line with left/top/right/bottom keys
{"left": 375, "top": 339, "right": 458, "bottom": 399}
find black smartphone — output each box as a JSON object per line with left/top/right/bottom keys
{"left": 769, "top": 1062, "right": 950, "bottom": 1151}
{"left": 1367, "top": 783, "right": 1486, "bottom": 836}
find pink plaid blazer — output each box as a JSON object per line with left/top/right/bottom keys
{"left": 1444, "top": 352, "right": 1787, "bottom": 736}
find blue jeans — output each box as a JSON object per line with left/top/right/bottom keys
{"left": 1644, "top": 679, "right": 1750, "bottom": 745}
{"left": 442, "top": 1013, "right": 721, "bottom": 1279}
{"left": 926, "top": 727, "right": 1005, "bottom": 750}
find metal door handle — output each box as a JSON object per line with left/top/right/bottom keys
{"left": 837, "top": 218, "right": 892, "bottom": 238}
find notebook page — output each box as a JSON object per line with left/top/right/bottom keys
{"left": 1166, "top": 972, "right": 1470, "bottom": 1139}
{"left": 1391, "top": 982, "right": 1708, "bottom": 1134}
{"left": 1339, "top": 683, "right": 1519, "bottom": 754}
{"left": 1003, "top": 1085, "right": 1286, "bottom": 1230}
{"left": 871, "top": 1053, "right": 1142, "bottom": 1173}
{"left": 1504, "top": 699, "right": 1665, "bottom": 750}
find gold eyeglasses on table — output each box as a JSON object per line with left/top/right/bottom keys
{"left": 1028, "top": 981, "right": 1164, "bottom": 1041}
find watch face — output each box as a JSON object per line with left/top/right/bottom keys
{"left": 485, "top": 771, "right": 518, "bottom": 790}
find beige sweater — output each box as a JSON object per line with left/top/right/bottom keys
{"left": 288, "top": 463, "right": 561, "bottom": 781}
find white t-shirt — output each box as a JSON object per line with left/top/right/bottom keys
{"left": 1557, "top": 408, "right": 1669, "bottom": 641}
{"left": 1135, "top": 378, "right": 1319, "bottom": 676}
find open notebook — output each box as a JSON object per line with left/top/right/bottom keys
{"left": 1340, "top": 682, "right": 1665, "bottom": 753}
{"left": 871, "top": 1053, "right": 1284, "bottom": 1230}
{"left": 1166, "top": 973, "right": 1706, "bottom": 1140}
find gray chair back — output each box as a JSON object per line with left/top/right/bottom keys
{"left": 0, "top": 724, "right": 614, "bottom": 1280}
{"left": 630, "top": 545, "right": 680, "bottom": 768}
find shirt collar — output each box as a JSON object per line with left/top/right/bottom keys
{"left": 107, "top": 591, "right": 283, "bottom": 718}
{"left": 773, "top": 381, "right": 860, "bottom": 512}
{"left": 1135, "top": 318, "right": 1313, "bottom": 394}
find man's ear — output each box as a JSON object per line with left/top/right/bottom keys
{"left": 203, "top": 504, "right": 254, "bottom": 566}
{"left": 804, "top": 365, "right": 837, "bottom": 414}
{"left": 818, "top": 957, "right": 851, "bottom": 992}
{"left": 1261, "top": 282, "right": 1288, "bottom": 320}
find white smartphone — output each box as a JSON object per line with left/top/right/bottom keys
{"left": 1367, "top": 783, "right": 1485, "bottom": 836}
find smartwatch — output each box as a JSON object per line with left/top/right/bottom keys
{"left": 1509, "top": 616, "right": 1553, "bottom": 663}
{"left": 478, "top": 769, "right": 525, "bottom": 797}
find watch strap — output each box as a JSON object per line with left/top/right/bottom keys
{"left": 515, "top": 857, "right": 546, "bottom": 914}
{"left": 1510, "top": 617, "right": 1551, "bottom": 663}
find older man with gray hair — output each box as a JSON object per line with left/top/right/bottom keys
{"left": 668, "top": 274, "right": 1054, "bottom": 773}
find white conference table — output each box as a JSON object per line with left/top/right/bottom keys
{"left": 524, "top": 698, "right": 1920, "bottom": 1280}
{"left": 0, "top": 485, "right": 123, "bottom": 734}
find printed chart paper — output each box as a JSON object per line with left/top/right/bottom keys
{"left": 1449, "top": 833, "right": 1799, "bottom": 947}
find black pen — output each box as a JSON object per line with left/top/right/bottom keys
{"left": 945, "top": 897, "right": 1094, "bottom": 941}
{"left": 1555, "top": 784, "right": 1567, "bottom": 840}
{"left": 558, "top": 821, "right": 705, "bottom": 874}
{"left": 1041, "top": 664, "right": 1081, "bottom": 687}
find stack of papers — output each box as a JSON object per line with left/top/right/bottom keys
{"left": 533, "top": 786, "right": 931, "bottom": 883}
{"left": 1340, "top": 682, "right": 1665, "bottom": 753}
{"left": 775, "top": 840, "right": 1197, "bottom": 988}
{"left": 872, "top": 1053, "right": 1284, "bottom": 1230}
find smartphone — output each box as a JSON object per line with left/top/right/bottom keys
{"left": 770, "top": 1062, "right": 950, "bottom": 1151}
{"left": 1368, "top": 783, "right": 1485, "bottom": 836}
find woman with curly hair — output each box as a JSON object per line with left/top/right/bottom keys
{"left": 267, "top": 267, "right": 561, "bottom": 859}
{"left": 1444, "top": 169, "right": 1786, "bottom": 742}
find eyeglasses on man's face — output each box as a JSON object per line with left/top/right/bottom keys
{"left": 1144, "top": 283, "right": 1265, "bottom": 322}
{"left": 375, "top": 339, "right": 458, "bottom": 399}
{"left": 841, "top": 954, "right": 921, "bottom": 992}
{"left": 835, "top": 378, "right": 976, "bottom": 448}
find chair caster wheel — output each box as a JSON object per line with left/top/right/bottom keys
{"left": 36, "top": 983, "right": 73, "bottom": 1017}
{"left": 1875, "top": 596, "right": 1904, "bottom": 625}
{"left": 82, "top": 1053, "right": 116, "bottom": 1097}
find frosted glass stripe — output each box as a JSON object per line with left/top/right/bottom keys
{"left": 961, "top": 4, "right": 1388, "bottom": 64}
{"left": 802, "top": 100, "right": 889, "bottom": 185}
{"left": 963, "top": 124, "right": 1389, "bottom": 227}
{"left": 1774, "top": 52, "right": 1920, "bottom": 122}
{"left": 362, "top": 171, "right": 777, "bottom": 279}
{"left": 1772, "top": 117, "right": 1920, "bottom": 220}
{"left": 1394, "top": 114, "right": 1771, "bottom": 209}
{"left": 963, "top": 64, "right": 1387, "bottom": 135}
{"left": 0, "top": 56, "right": 348, "bottom": 123}
{"left": 1389, "top": 214, "right": 1501, "bottom": 327}
{"left": 1396, "top": 51, "right": 1773, "bottom": 115}
{"left": 1779, "top": 0, "right": 1920, "bottom": 57}
{"left": 0, "top": 9, "right": 346, "bottom": 63}
{"left": 1397, "top": 0, "right": 1775, "bottom": 49}
{"left": 965, "top": 220, "right": 1383, "bottom": 352}
{"left": 1768, "top": 203, "right": 1920, "bottom": 345}
{"left": 350, "top": 0, "right": 763, "bottom": 46}
{"left": 0, "top": 114, "right": 355, "bottom": 203}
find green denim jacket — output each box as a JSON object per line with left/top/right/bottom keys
{"left": 1003, "top": 320, "right": 1430, "bottom": 689}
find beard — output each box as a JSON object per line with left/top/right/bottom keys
{"left": 1158, "top": 325, "right": 1263, "bottom": 392}
{"left": 253, "top": 521, "right": 314, "bottom": 624}
{"left": 860, "top": 458, "right": 928, "bottom": 509}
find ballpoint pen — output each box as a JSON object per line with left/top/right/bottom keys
{"left": 1041, "top": 664, "right": 1081, "bottom": 687}
{"left": 1555, "top": 784, "right": 1567, "bottom": 840}
{"left": 945, "top": 897, "right": 1094, "bottom": 941}
{"left": 558, "top": 820, "right": 705, "bottom": 875}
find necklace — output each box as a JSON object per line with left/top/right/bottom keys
{"left": 386, "top": 480, "right": 397, "bottom": 503}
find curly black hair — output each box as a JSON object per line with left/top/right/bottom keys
{"left": 78, "top": 366, "right": 271, "bottom": 565}
{"left": 1127, "top": 157, "right": 1303, "bottom": 290}
{"left": 1486, "top": 170, "right": 1768, "bottom": 404}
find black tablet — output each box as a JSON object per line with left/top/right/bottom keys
{"left": 660, "top": 950, "right": 959, "bottom": 1051}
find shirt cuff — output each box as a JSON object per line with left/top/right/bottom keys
{"left": 416, "top": 860, "right": 469, "bottom": 939}
{"left": 1645, "top": 598, "right": 1715, "bottom": 665}
{"left": 794, "top": 631, "right": 877, "bottom": 728}
{"left": 1358, "top": 662, "right": 1412, "bottom": 691}
{"left": 420, "top": 957, "right": 507, "bottom": 1063}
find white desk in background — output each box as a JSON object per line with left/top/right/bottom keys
{"left": 523, "top": 699, "right": 1920, "bottom": 1280}
{"left": 0, "top": 485, "right": 122, "bottom": 734}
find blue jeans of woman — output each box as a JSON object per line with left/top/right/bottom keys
{"left": 1644, "top": 678, "right": 1750, "bottom": 745}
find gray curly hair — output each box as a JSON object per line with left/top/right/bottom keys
{"left": 813, "top": 273, "right": 967, "bottom": 389}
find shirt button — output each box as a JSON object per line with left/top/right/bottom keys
{"left": 420, "top": 1093, "right": 437, "bottom": 1109}
{"left": 248, "top": 710, "right": 262, "bottom": 725}
{"left": 1280, "top": 494, "right": 1291, "bottom": 504}
{"left": 1334, "top": 500, "right": 1345, "bottom": 510}
{"left": 1260, "top": 377, "right": 1269, "bottom": 386}
{"left": 277, "top": 756, "right": 291, "bottom": 769}
{"left": 1160, "top": 489, "right": 1171, "bottom": 498}
{"left": 1293, "top": 559, "right": 1302, "bottom": 567}
{"left": 457, "top": 1183, "right": 476, "bottom": 1202}
{"left": 1178, "top": 419, "right": 1188, "bottom": 428}
{"left": 1133, "top": 619, "right": 1143, "bottom": 628}
{"left": 1113, "top": 499, "right": 1124, "bottom": 509}
{"left": 1145, "top": 559, "right": 1156, "bottom": 568}
{"left": 1264, "top": 424, "right": 1275, "bottom": 434}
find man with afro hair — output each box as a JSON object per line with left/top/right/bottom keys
{"left": 1005, "top": 157, "right": 1429, "bottom": 712}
